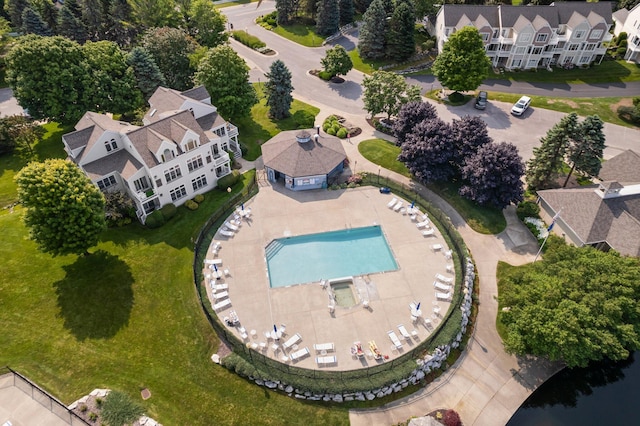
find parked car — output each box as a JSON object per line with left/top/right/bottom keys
{"left": 511, "top": 96, "right": 531, "bottom": 116}
{"left": 474, "top": 91, "right": 488, "bottom": 110}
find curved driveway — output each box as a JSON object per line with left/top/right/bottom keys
{"left": 222, "top": 3, "right": 640, "bottom": 424}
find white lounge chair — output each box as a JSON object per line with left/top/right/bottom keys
{"left": 388, "top": 330, "right": 403, "bottom": 349}
{"left": 436, "top": 291, "right": 452, "bottom": 301}
{"left": 422, "top": 229, "right": 435, "bottom": 237}
{"left": 213, "top": 291, "right": 228, "bottom": 300}
{"left": 204, "top": 258, "right": 222, "bottom": 265}
{"left": 314, "top": 342, "right": 335, "bottom": 352}
{"left": 393, "top": 201, "right": 404, "bottom": 212}
{"left": 224, "top": 221, "right": 239, "bottom": 232}
{"left": 223, "top": 268, "right": 231, "bottom": 277}
{"left": 444, "top": 249, "right": 453, "bottom": 259}
{"left": 283, "top": 333, "right": 302, "bottom": 350}
{"left": 220, "top": 229, "right": 234, "bottom": 238}
{"left": 435, "top": 273, "right": 454, "bottom": 284}
{"left": 386, "top": 197, "right": 398, "bottom": 208}
{"left": 434, "top": 281, "right": 452, "bottom": 291}
{"left": 397, "top": 324, "right": 411, "bottom": 340}
{"left": 290, "top": 347, "right": 310, "bottom": 362}
{"left": 315, "top": 355, "right": 337, "bottom": 366}
{"left": 432, "top": 244, "right": 443, "bottom": 251}
{"left": 211, "top": 283, "right": 228, "bottom": 291}
{"left": 212, "top": 299, "right": 231, "bottom": 311}
{"left": 446, "top": 264, "right": 454, "bottom": 273}
{"left": 416, "top": 220, "right": 430, "bottom": 229}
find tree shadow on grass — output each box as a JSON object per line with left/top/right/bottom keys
{"left": 53, "top": 250, "right": 134, "bottom": 341}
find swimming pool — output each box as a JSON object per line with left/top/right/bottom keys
{"left": 266, "top": 225, "right": 398, "bottom": 288}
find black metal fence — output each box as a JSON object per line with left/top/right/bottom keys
{"left": 0, "top": 366, "right": 90, "bottom": 425}
{"left": 192, "top": 175, "right": 471, "bottom": 393}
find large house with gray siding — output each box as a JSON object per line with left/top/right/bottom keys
{"left": 435, "top": 3, "right": 613, "bottom": 70}
{"left": 63, "top": 86, "right": 241, "bottom": 223}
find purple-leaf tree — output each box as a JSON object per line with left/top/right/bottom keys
{"left": 398, "top": 118, "right": 456, "bottom": 183}
{"left": 392, "top": 101, "right": 437, "bottom": 146}
{"left": 451, "top": 115, "right": 492, "bottom": 168}
{"left": 460, "top": 142, "right": 525, "bottom": 209}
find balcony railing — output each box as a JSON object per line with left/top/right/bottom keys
{"left": 214, "top": 151, "right": 230, "bottom": 167}
{"left": 134, "top": 188, "right": 158, "bottom": 202}
{"left": 227, "top": 124, "right": 238, "bottom": 138}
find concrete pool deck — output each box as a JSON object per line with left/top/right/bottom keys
{"left": 205, "top": 185, "right": 457, "bottom": 369}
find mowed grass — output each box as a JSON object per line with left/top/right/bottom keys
{"left": 489, "top": 60, "right": 640, "bottom": 83}
{"left": 358, "top": 138, "right": 506, "bottom": 234}
{"left": 0, "top": 168, "right": 350, "bottom": 425}
{"left": 348, "top": 49, "right": 393, "bottom": 75}
{"left": 272, "top": 23, "right": 324, "bottom": 47}
{"left": 235, "top": 84, "right": 320, "bottom": 160}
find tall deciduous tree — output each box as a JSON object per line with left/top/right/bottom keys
{"left": 14, "top": 159, "right": 106, "bottom": 256}
{"left": 321, "top": 44, "right": 353, "bottom": 78}
{"left": 142, "top": 27, "right": 199, "bottom": 91}
{"left": 392, "top": 100, "right": 437, "bottom": 146}
{"left": 195, "top": 45, "right": 257, "bottom": 119}
{"left": 358, "top": 0, "right": 387, "bottom": 59}
{"left": 187, "top": 0, "right": 227, "bottom": 47}
{"left": 127, "top": 46, "right": 167, "bottom": 100}
{"left": 6, "top": 35, "right": 89, "bottom": 123}
{"left": 338, "top": 0, "right": 354, "bottom": 26}
{"left": 264, "top": 59, "right": 293, "bottom": 120}
{"left": 128, "top": 0, "right": 179, "bottom": 29}
{"left": 398, "top": 118, "right": 456, "bottom": 183}
{"left": 526, "top": 113, "right": 578, "bottom": 190}
{"left": 82, "top": 41, "right": 143, "bottom": 114}
{"left": 386, "top": 0, "right": 415, "bottom": 61}
{"left": 316, "top": 0, "right": 340, "bottom": 36}
{"left": 21, "top": 7, "right": 51, "bottom": 36}
{"left": 499, "top": 243, "right": 640, "bottom": 368}
{"left": 460, "top": 142, "right": 525, "bottom": 209}
{"left": 451, "top": 115, "right": 491, "bottom": 168}
{"left": 362, "top": 70, "right": 421, "bottom": 119}
{"left": 563, "top": 115, "right": 606, "bottom": 187}
{"left": 0, "top": 115, "right": 44, "bottom": 156}
{"left": 432, "top": 26, "right": 490, "bottom": 93}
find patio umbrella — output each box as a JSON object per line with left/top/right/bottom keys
{"left": 274, "top": 324, "right": 278, "bottom": 333}
{"left": 410, "top": 200, "right": 416, "bottom": 209}
{"left": 416, "top": 302, "right": 421, "bottom": 310}
{"left": 213, "top": 264, "right": 218, "bottom": 272}
{"left": 241, "top": 203, "right": 244, "bottom": 210}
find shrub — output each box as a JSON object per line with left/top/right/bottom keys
{"left": 322, "top": 121, "right": 332, "bottom": 131}
{"left": 101, "top": 390, "right": 145, "bottom": 426}
{"left": 217, "top": 170, "right": 241, "bottom": 189}
{"left": 442, "top": 409, "right": 462, "bottom": 426}
{"left": 185, "top": 199, "right": 199, "bottom": 210}
{"left": 347, "top": 173, "right": 363, "bottom": 184}
{"left": 145, "top": 210, "right": 165, "bottom": 228}
{"left": 516, "top": 200, "right": 540, "bottom": 221}
{"left": 160, "top": 203, "right": 177, "bottom": 220}
{"left": 618, "top": 105, "right": 640, "bottom": 124}
{"left": 88, "top": 412, "right": 98, "bottom": 422}
{"left": 318, "top": 70, "right": 332, "bottom": 80}
{"left": 336, "top": 127, "right": 348, "bottom": 138}
{"left": 104, "top": 191, "right": 136, "bottom": 227}
{"left": 95, "top": 397, "right": 103, "bottom": 407}
{"left": 231, "top": 30, "right": 266, "bottom": 50}
{"left": 448, "top": 91, "right": 465, "bottom": 103}
{"left": 79, "top": 404, "right": 88, "bottom": 413}
{"left": 194, "top": 194, "right": 205, "bottom": 203}
{"left": 326, "top": 126, "right": 337, "bottom": 135}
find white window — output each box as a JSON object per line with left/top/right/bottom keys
{"left": 133, "top": 176, "right": 149, "bottom": 192}
{"left": 493, "top": 29, "right": 499, "bottom": 39}
{"left": 579, "top": 56, "right": 591, "bottom": 64}
{"left": 184, "top": 139, "right": 197, "bottom": 152}
{"left": 568, "top": 44, "right": 579, "bottom": 51}
{"left": 515, "top": 46, "right": 526, "bottom": 54}
{"left": 164, "top": 165, "right": 182, "bottom": 183}
{"left": 585, "top": 43, "right": 596, "bottom": 51}
{"left": 535, "top": 33, "right": 548, "bottom": 43}
{"left": 527, "top": 59, "right": 538, "bottom": 68}
{"left": 531, "top": 47, "right": 542, "bottom": 55}
{"left": 501, "top": 29, "right": 507, "bottom": 37}
{"left": 187, "top": 155, "right": 204, "bottom": 173}
{"left": 589, "top": 29, "right": 603, "bottom": 39}
{"left": 511, "top": 59, "right": 522, "bottom": 68}
{"left": 519, "top": 33, "right": 531, "bottom": 42}
{"left": 564, "top": 56, "right": 575, "bottom": 64}
{"left": 170, "top": 185, "right": 187, "bottom": 202}
{"left": 97, "top": 175, "right": 116, "bottom": 190}
{"left": 574, "top": 30, "right": 585, "bottom": 39}
{"left": 161, "top": 149, "right": 174, "bottom": 162}
{"left": 192, "top": 175, "right": 207, "bottom": 191}
{"left": 104, "top": 139, "right": 117, "bottom": 152}
{"left": 481, "top": 33, "right": 490, "bottom": 42}
{"left": 213, "top": 127, "right": 227, "bottom": 138}
{"left": 445, "top": 28, "right": 450, "bottom": 36}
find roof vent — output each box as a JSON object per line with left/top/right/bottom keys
{"left": 149, "top": 109, "right": 157, "bottom": 117}
{"left": 296, "top": 130, "right": 312, "bottom": 143}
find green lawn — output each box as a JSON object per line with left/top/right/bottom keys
{"left": 0, "top": 122, "right": 69, "bottom": 208}
{"left": 490, "top": 60, "right": 640, "bottom": 83}
{"left": 214, "top": 0, "right": 255, "bottom": 9}
{"left": 358, "top": 138, "right": 506, "bottom": 234}
{"left": 272, "top": 23, "right": 324, "bottom": 48}
{"left": 235, "top": 84, "right": 320, "bottom": 160}
{"left": 348, "top": 49, "right": 394, "bottom": 75}
{"left": 0, "top": 166, "right": 349, "bottom": 425}
{"left": 495, "top": 261, "right": 515, "bottom": 341}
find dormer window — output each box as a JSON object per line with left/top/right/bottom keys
{"left": 535, "top": 34, "right": 548, "bottom": 43}
{"left": 185, "top": 139, "right": 197, "bottom": 151}
{"left": 574, "top": 30, "right": 585, "bottom": 39}
{"left": 590, "top": 29, "right": 603, "bottom": 39}
{"left": 161, "top": 149, "right": 174, "bottom": 162}
{"left": 105, "top": 139, "right": 118, "bottom": 152}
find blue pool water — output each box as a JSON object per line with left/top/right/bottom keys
{"left": 266, "top": 226, "right": 398, "bottom": 288}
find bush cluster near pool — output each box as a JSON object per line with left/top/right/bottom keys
{"left": 323, "top": 115, "right": 348, "bottom": 138}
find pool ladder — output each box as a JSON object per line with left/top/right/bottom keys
{"left": 265, "top": 240, "right": 284, "bottom": 259}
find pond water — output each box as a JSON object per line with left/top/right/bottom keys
{"left": 507, "top": 352, "right": 639, "bottom": 425}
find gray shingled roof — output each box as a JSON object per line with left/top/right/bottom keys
{"left": 145, "top": 87, "right": 189, "bottom": 123}
{"left": 181, "top": 86, "right": 210, "bottom": 102}
{"left": 500, "top": 5, "right": 559, "bottom": 28}
{"left": 612, "top": 8, "right": 629, "bottom": 25}
{"left": 64, "top": 126, "right": 96, "bottom": 151}
{"left": 82, "top": 149, "right": 144, "bottom": 180}
{"left": 68, "top": 112, "right": 139, "bottom": 163}
{"left": 262, "top": 130, "right": 346, "bottom": 178}
{"left": 555, "top": 2, "right": 613, "bottom": 25}
{"left": 126, "top": 110, "right": 209, "bottom": 168}
{"left": 441, "top": 5, "right": 499, "bottom": 27}
{"left": 599, "top": 150, "right": 640, "bottom": 185}
{"left": 197, "top": 112, "right": 226, "bottom": 131}
{"left": 538, "top": 186, "right": 640, "bottom": 257}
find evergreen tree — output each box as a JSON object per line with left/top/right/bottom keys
{"left": 563, "top": 115, "right": 606, "bottom": 187}
{"left": 57, "top": 4, "right": 87, "bottom": 43}
{"left": 21, "top": 7, "right": 51, "bottom": 36}
{"left": 64, "top": 0, "right": 83, "bottom": 19}
{"left": 276, "top": 0, "right": 295, "bottom": 25}
{"left": 81, "top": 0, "right": 105, "bottom": 41}
{"left": 264, "top": 59, "right": 294, "bottom": 120}
{"left": 358, "top": 0, "right": 387, "bottom": 59}
{"left": 127, "top": 46, "right": 167, "bottom": 99}
{"left": 386, "top": 0, "right": 415, "bottom": 61}
{"left": 142, "top": 27, "right": 199, "bottom": 91}
{"left": 5, "top": 0, "right": 28, "bottom": 29}
{"left": 316, "top": 0, "right": 339, "bottom": 36}
{"left": 104, "top": 0, "right": 138, "bottom": 47}
{"left": 32, "top": 0, "right": 59, "bottom": 33}
{"left": 525, "top": 113, "right": 578, "bottom": 190}
{"left": 338, "top": 0, "right": 354, "bottom": 26}
{"left": 353, "top": 0, "right": 371, "bottom": 14}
